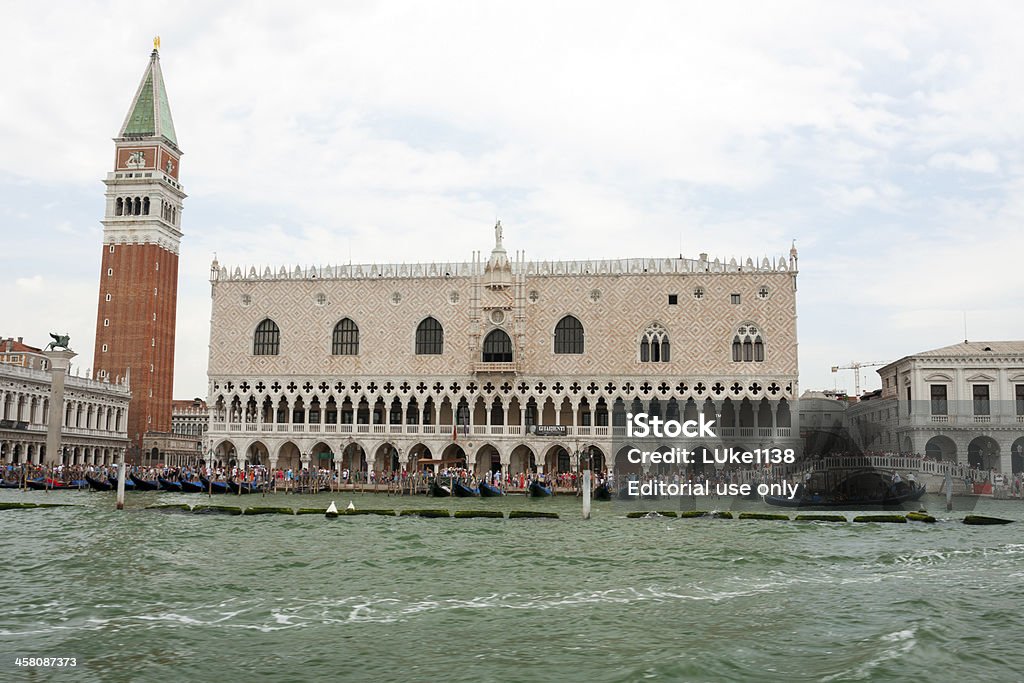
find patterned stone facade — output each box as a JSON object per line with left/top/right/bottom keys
{"left": 206, "top": 231, "right": 801, "bottom": 475}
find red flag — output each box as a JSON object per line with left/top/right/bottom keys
{"left": 452, "top": 423, "right": 458, "bottom": 442}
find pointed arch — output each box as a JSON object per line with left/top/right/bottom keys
{"left": 332, "top": 318, "right": 359, "bottom": 355}
{"left": 253, "top": 318, "right": 280, "bottom": 356}
{"left": 640, "top": 323, "right": 670, "bottom": 363}
{"left": 732, "top": 323, "right": 764, "bottom": 363}
{"left": 554, "top": 315, "right": 584, "bottom": 354}
{"left": 482, "top": 328, "right": 513, "bottom": 362}
{"left": 415, "top": 316, "right": 444, "bottom": 354}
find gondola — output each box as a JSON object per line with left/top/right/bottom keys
{"left": 85, "top": 474, "right": 112, "bottom": 491}
{"left": 157, "top": 476, "right": 183, "bottom": 493}
{"left": 430, "top": 481, "right": 451, "bottom": 497}
{"left": 528, "top": 481, "right": 552, "bottom": 497}
{"left": 593, "top": 483, "right": 612, "bottom": 501}
{"left": 105, "top": 475, "right": 135, "bottom": 491}
{"left": 227, "top": 480, "right": 263, "bottom": 494}
{"left": 0, "top": 479, "right": 22, "bottom": 489}
{"left": 25, "top": 477, "right": 71, "bottom": 490}
{"left": 764, "top": 469, "right": 927, "bottom": 509}
{"left": 453, "top": 481, "right": 480, "bottom": 497}
{"left": 178, "top": 478, "right": 205, "bottom": 493}
{"left": 67, "top": 479, "right": 89, "bottom": 489}
{"left": 107, "top": 476, "right": 136, "bottom": 490}
{"left": 479, "top": 481, "right": 505, "bottom": 497}
{"left": 199, "top": 476, "right": 231, "bottom": 494}
{"left": 129, "top": 474, "right": 160, "bottom": 491}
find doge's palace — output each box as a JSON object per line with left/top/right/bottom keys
{"left": 205, "top": 226, "right": 800, "bottom": 476}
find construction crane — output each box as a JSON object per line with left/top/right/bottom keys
{"left": 831, "top": 361, "right": 888, "bottom": 398}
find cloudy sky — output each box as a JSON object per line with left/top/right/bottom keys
{"left": 2, "top": 1, "right": 1022, "bottom": 399}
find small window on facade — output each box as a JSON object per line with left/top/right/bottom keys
{"left": 332, "top": 318, "right": 359, "bottom": 355}
{"left": 103, "top": 319, "right": 109, "bottom": 327}
{"left": 109, "top": 245, "right": 115, "bottom": 253}
{"left": 758, "top": 286, "right": 769, "bottom": 299}
{"left": 107, "top": 268, "right": 113, "bottom": 276}
{"left": 416, "top": 317, "right": 444, "bottom": 354}
{"left": 732, "top": 324, "right": 764, "bottom": 362}
{"left": 105, "top": 293, "right": 112, "bottom": 302}
{"left": 482, "top": 329, "right": 513, "bottom": 363}
{"left": 554, "top": 315, "right": 584, "bottom": 354}
{"left": 930, "top": 385, "right": 948, "bottom": 415}
{"left": 973, "top": 385, "right": 990, "bottom": 416}
{"left": 693, "top": 287, "right": 704, "bottom": 300}
{"left": 640, "top": 324, "right": 670, "bottom": 363}
{"left": 316, "top": 293, "right": 327, "bottom": 306}
{"left": 102, "top": 344, "right": 108, "bottom": 352}
{"left": 528, "top": 290, "right": 540, "bottom": 303}
{"left": 731, "top": 293, "right": 741, "bottom": 304}
{"left": 668, "top": 294, "right": 678, "bottom": 305}
{"left": 253, "top": 319, "right": 281, "bottom": 356}
{"left": 241, "top": 294, "right": 252, "bottom": 307}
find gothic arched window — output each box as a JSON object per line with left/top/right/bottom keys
{"left": 482, "top": 328, "right": 513, "bottom": 363}
{"left": 732, "top": 324, "right": 764, "bottom": 363}
{"left": 133, "top": 197, "right": 141, "bottom": 215}
{"left": 554, "top": 315, "right": 584, "bottom": 354}
{"left": 142, "top": 197, "right": 150, "bottom": 215}
{"left": 115, "top": 198, "right": 123, "bottom": 216}
{"left": 415, "top": 317, "right": 444, "bottom": 355}
{"left": 253, "top": 319, "right": 280, "bottom": 356}
{"left": 640, "top": 323, "right": 670, "bottom": 363}
{"left": 332, "top": 318, "right": 359, "bottom": 356}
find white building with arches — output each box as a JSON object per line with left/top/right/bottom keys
{"left": 848, "top": 341, "right": 1024, "bottom": 473}
{"left": 0, "top": 360, "right": 130, "bottom": 465}
{"left": 205, "top": 227, "right": 801, "bottom": 477}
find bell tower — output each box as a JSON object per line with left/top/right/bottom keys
{"left": 93, "top": 38, "right": 185, "bottom": 453}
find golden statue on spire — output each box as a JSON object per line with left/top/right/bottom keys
{"left": 153, "top": 36, "right": 161, "bottom": 51}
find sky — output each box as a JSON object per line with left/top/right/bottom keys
{"left": 1, "top": 1, "right": 1022, "bottom": 400}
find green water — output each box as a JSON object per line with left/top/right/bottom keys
{"left": 2, "top": 490, "right": 1023, "bottom": 682}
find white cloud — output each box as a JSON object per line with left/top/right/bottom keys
{"left": 927, "top": 149, "right": 1000, "bottom": 173}
{"left": 0, "top": 1, "right": 1022, "bottom": 398}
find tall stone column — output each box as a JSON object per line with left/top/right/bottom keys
{"left": 43, "top": 349, "right": 76, "bottom": 466}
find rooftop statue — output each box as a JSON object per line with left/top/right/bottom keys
{"left": 46, "top": 333, "right": 71, "bottom": 351}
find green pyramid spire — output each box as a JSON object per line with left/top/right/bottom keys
{"left": 119, "top": 48, "right": 178, "bottom": 147}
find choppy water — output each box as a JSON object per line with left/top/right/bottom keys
{"left": 2, "top": 489, "right": 1023, "bottom": 682}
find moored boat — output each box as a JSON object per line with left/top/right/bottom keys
{"left": 593, "top": 483, "right": 612, "bottom": 501}
{"left": 528, "top": 481, "right": 552, "bottom": 497}
{"left": 157, "top": 476, "right": 183, "bottom": 493}
{"left": 130, "top": 474, "right": 160, "bottom": 491}
{"left": 479, "top": 481, "right": 504, "bottom": 497}
{"left": 107, "top": 476, "right": 136, "bottom": 490}
{"left": 199, "top": 476, "right": 230, "bottom": 494}
{"left": 430, "top": 481, "right": 451, "bottom": 497}
{"left": 764, "top": 468, "right": 927, "bottom": 509}
{"left": 85, "top": 474, "right": 112, "bottom": 491}
{"left": 26, "top": 477, "right": 72, "bottom": 490}
{"left": 178, "top": 478, "right": 205, "bottom": 493}
{"left": 108, "top": 475, "right": 136, "bottom": 491}
{"left": 453, "top": 481, "right": 480, "bottom": 497}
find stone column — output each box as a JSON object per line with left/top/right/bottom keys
{"left": 43, "top": 349, "right": 76, "bottom": 466}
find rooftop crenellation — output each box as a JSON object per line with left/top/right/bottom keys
{"left": 211, "top": 252, "right": 798, "bottom": 284}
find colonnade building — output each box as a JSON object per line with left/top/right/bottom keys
{"left": 0, "top": 360, "right": 130, "bottom": 465}
{"left": 206, "top": 227, "right": 801, "bottom": 477}
{"left": 847, "top": 341, "right": 1024, "bottom": 473}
